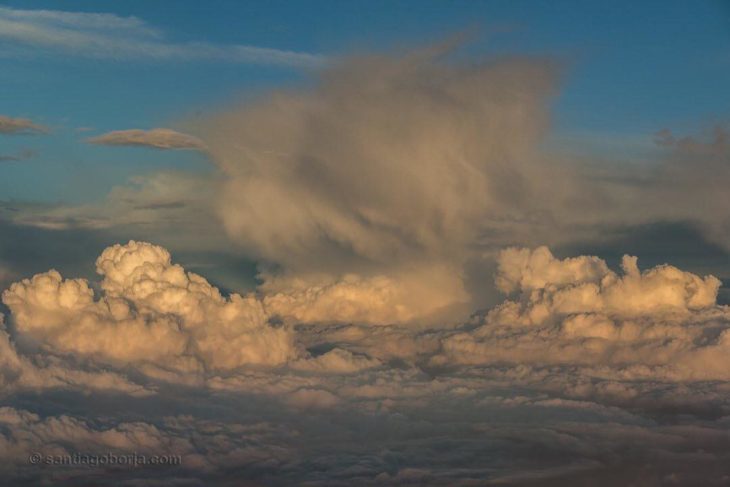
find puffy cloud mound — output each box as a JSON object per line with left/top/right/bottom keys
{"left": 87, "top": 128, "right": 205, "bottom": 150}
{"left": 495, "top": 246, "right": 720, "bottom": 315}
{"left": 260, "top": 263, "right": 469, "bottom": 325}
{"left": 0, "top": 314, "right": 148, "bottom": 396}
{"left": 441, "top": 247, "right": 729, "bottom": 380}
{"left": 2, "top": 241, "right": 300, "bottom": 372}
{"left": 495, "top": 246, "right": 611, "bottom": 294}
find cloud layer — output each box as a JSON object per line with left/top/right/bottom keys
{"left": 1, "top": 241, "right": 729, "bottom": 485}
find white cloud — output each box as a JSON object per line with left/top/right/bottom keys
{"left": 1, "top": 243, "right": 730, "bottom": 484}
{"left": 87, "top": 128, "right": 205, "bottom": 150}
{"left": 440, "top": 247, "right": 729, "bottom": 381}
{"left": 0, "top": 6, "right": 324, "bottom": 67}
{"left": 2, "top": 241, "right": 300, "bottom": 372}
{"left": 0, "top": 314, "right": 150, "bottom": 396}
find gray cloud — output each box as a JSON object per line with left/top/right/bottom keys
{"left": 87, "top": 128, "right": 206, "bottom": 150}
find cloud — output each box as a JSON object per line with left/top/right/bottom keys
{"left": 1, "top": 240, "right": 730, "bottom": 484}
{"left": 3, "top": 41, "right": 730, "bottom": 485}
{"left": 2, "top": 241, "right": 300, "bottom": 372}
{"left": 0, "top": 149, "right": 36, "bottom": 162}
{"left": 0, "top": 314, "right": 150, "bottom": 396}
{"left": 196, "top": 51, "right": 556, "bottom": 270}
{"left": 440, "top": 246, "right": 730, "bottom": 381}
{"left": 0, "top": 115, "right": 47, "bottom": 135}
{"left": 190, "top": 49, "right": 560, "bottom": 323}
{"left": 645, "top": 126, "right": 730, "bottom": 249}
{"left": 86, "top": 128, "right": 206, "bottom": 150}
{"left": 0, "top": 6, "right": 324, "bottom": 68}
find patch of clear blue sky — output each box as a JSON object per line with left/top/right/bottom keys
{"left": 0, "top": 0, "right": 728, "bottom": 203}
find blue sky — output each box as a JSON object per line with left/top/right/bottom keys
{"left": 1, "top": 0, "right": 729, "bottom": 203}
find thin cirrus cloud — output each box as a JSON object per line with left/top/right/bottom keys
{"left": 0, "top": 115, "right": 48, "bottom": 134}
{"left": 0, "top": 6, "right": 325, "bottom": 68}
{"left": 86, "top": 128, "right": 206, "bottom": 151}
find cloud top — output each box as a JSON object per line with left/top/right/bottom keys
{"left": 441, "top": 246, "right": 727, "bottom": 381}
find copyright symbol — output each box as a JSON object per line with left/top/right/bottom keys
{"left": 28, "top": 452, "right": 42, "bottom": 465}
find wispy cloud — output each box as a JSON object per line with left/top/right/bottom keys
{"left": 0, "top": 115, "right": 48, "bottom": 134}
{"left": 0, "top": 6, "right": 325, "bottom": 68}
{"left": 0, "top": 148, "right": 36, "bottom": 162}
{"left": 86, "top": 128, "right": 205, "bottom": 150}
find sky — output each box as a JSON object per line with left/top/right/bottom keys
{"left": 1, "top": 1, "right": 730, "bottom": 486}
{"left": 1, "top": 0, "right": 729, "bottom": 203}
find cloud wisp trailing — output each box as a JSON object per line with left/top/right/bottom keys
{"left": 87, "top": 128, "right": 206, "bottom": 150}
{"left": 0, "top": 6, "right": 325, "bottom": 68}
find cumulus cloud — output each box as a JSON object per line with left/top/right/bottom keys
{"left": 0, "top": 115, "right": 47, "bottom": 134}
{"left": 87, "top": 128, "right": 206, "bottom": 150}
{"left": 0, "top": 6, "right": 324, "bottom": 67}
{"left": 440, "top": 246, "right": 730, "bottom": 381}
{"left": 0, "top": 314, "right": 149, "bottom": 396}
{"left": 2, "top": 241, "right": 300, "bottom": 372}
{"left": 260, "top": 264, "right": 470, "bottom": 325}
{"left": 2, "top": 241, "right": 730, "bottom": 484}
